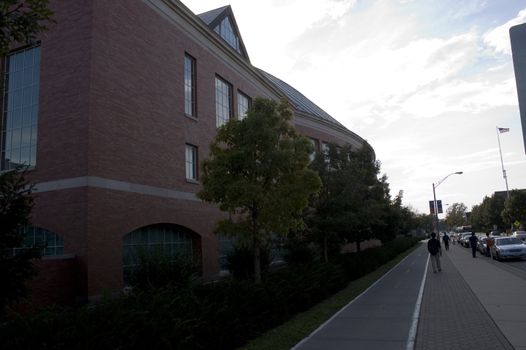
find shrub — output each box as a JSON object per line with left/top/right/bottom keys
{"left": 127, "top": 248, "right": 199, "bottom": 291}
{"left": 0, "top": 237, "right": 419, "bottom": 349}
{"left": 226, "top": 245, "right": 270, "bottom": 280}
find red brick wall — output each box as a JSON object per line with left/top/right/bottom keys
{"left": 20, "top": 256, "right": 81, "bottom": 311}
{"left": 20, "top": 0, "right": 365, "bottom": 301}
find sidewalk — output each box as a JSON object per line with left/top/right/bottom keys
{"left": 414, "top": 244, "right": 515, "bottom": 350}
{"left": 435, "top": 243, "right": 526, "bottom": 350}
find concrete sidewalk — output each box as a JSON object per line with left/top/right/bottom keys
{"left": 414, "top": 245, "right": 514, "bottom": 349}
{"left": 435, "top": 243, "right": 526, "bottom": 350}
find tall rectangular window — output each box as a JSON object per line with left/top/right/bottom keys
{"left": 309, "top": 138, "right": 319, "bottom": 162}
{"left": 215, "top": 76, "right": 232, "bottom": 127}
{"left": 185, "top": 144, "right": 198, "bottom": 181}
{"left": 1, "top": 46, "right": 41, "bottom": 171}
{"left": 237, "top": 91, "right": 251, "bottom": 120}
{"left": 184, "top": 54, "right": 196, "bottom": 117}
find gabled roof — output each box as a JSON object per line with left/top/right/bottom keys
{"left": 197, "top": 5, "right": 228, "bottom": 25}
{"left": 258, "top": 69, "right": 346, "bottom": 129}
{"left": 197, "top": 5, "right": 250, "bottom": 61}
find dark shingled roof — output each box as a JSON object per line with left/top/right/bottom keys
{"left": 197, "top": 6, "right": 229, "bottom": 25}
{"left": 258, "top": 69, "right": 345, "bottom": 128}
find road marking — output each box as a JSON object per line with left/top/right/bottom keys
{"left": 406, "top": 254, "right": 429, "bottom": 350}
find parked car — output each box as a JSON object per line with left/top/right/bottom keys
{"left": 459, "top": 233, "right": 472, "bottom": 247}
{"left": 477, "top": 237, "right": 488, "bottom": 254}
{"left": 490, "top": 237, "right": 526, "bottom": 261}
{"left": 512, "top": 231, "right": 526, "bottom": 242}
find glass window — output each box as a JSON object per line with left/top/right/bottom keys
{"left": 218, "top": 234, "right": 235, "bottom": 272}
{"left": 214, "top": 17, "right": 240, "bottom": 53}
{"left": 122, "top": 224, "right": 193, "bottom": 284}
{"left": 215, "top": 77, "right": 232, "bottom": 127}
{"left": 309, "top": 138, "right": 319, "bottom": 161}
{"left": 185, "top": 144, "right": 198, "bottom": 181}
{"left": 237, "top": 91, "right": 251, "bottom": 120}
{"left": 184, "top": 54, "right": 196, "bottom": 117}
{"left": 10, "top": 226, "right": 64, "bottom": 257}
{"left": 1, "top": 46, "right": 41, "bottom": 170}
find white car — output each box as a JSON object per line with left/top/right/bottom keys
{"left": 512, "top": 231, "right": 526, "bottom": 242}
{"left": 491, "top": 237, "right": 526, "bottom": 261}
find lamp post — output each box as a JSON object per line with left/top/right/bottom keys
{"left": 432, "top": 171, "right": 463, "bottom": 235}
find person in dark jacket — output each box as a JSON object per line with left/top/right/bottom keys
{"left": 469, "top": 232, "right": 478, "bottom": 258}
{"left": 427, "top": 232, "right": 442, "bottom": 273}
{"left": 442, "top": 232, "right": 450, "bottom": 251}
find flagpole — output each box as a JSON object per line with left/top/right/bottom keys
{"left": 496, "top": 126, "right": 510, "bottom": 198}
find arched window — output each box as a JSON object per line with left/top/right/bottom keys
{"left": 11, "top": 226, "right": 64, "bottom": 256}
{"left": 123, "top": 224, "right": 193, "bottom": 282}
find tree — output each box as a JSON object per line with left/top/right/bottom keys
{"left": 444, "top": 202, "right": 468, "bottom": 229}
{"left": 0, "top": 0, "right": 54, "bottom": 56}
{"left": 502, "top": 190, "right": 526, "bottom": 231}
{"left": 470, "top": 194, "right": 505, "bottom": 232}
{"left": 307, "top": 142, "right": 390, "bottom": 257}
{"left": 0, "top": 166, "right": 39, "bottom": 316}
{"left": 198, "top": 98, "right": 321, "bottom": 283}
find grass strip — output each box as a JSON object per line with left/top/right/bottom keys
{"left": 237, "top": 242, "right": 422, "bottom": 350}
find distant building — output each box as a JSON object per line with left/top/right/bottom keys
{"left": 510, "top": 22, "right": 526, "bottom": 153}
{"left": 0, "top": 1, "right": 369, "bottom": 304}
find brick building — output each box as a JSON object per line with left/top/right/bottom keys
{"left": 1, "top": 0, "right": 369, "bottom": 303}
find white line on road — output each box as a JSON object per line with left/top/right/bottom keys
{"left": 406, "top": 253, "right": 429, "bottom": 350}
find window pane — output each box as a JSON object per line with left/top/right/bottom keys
{"left": 185, "top": 144, "right": 197, "bottom": 180}
{"left": 1, "top": 46, "right": 40, "bottom": 170}
{"left": 237, "top": 92, "right": 250, "bottom": 120}
{"left": 215, "top": 77, "right": 231, "bottom": 127}
{"left": 122, "top": 224, "right": 194, "bottom": 285}
{"left": 184, "top": 55, "right": 196, "bottom": 116}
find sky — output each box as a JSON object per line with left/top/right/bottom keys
{"left": 182, "top": 0, "right": 526, "bottom": 215}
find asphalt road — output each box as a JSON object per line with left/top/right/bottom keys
{"left": 503, "top": 259, "right": 526, "bottom": 273}
{"left": 293, "top": 245, "right": 428, "bottom": 350}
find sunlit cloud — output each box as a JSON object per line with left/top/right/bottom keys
{"left": 483, "top": 8, "right": 526, "bottom": 55}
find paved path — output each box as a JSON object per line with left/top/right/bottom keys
{"left": 445, "top": 244, "right": 526, "bottom": 350}
{"left": 292, "top": 241, "right": 526, "bottom": 350}
{"left": 293, "top": 245, "right": 428, "bottom": 350}
{"left": 415, "top": 246, "right": 513, "bottom": 350}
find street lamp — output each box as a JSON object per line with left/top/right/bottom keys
{"left": 432, "top": 171, "right": 463, "bottom": 235}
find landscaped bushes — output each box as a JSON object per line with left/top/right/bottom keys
{"left": 0, "top": 237, "right": 419, "bottom": 350}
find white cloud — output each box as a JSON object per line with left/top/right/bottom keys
{"left": 483, "top": 8, "right": 526, "bottom": 54}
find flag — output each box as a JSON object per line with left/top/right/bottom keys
{"left": 498, "top": 127, "right": 509, "bottom": 133}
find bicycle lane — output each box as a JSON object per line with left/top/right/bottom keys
{"left": 292, "top": 243, "right": 429, "bottom": 350}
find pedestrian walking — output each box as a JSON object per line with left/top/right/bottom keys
{"left": 469, "top": 232, "right": 478, "bottom": 258}
{"left": 442, "top": 232, "right": 450, "bottom": 251}
{"left": 486, "top": 232, "right": 494, "bottom": 258}
{"left": 427, "top": 232, "right": 442, "bottom": 273}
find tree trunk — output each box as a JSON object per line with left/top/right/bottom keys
{"left": 323, "top": 235, "right": 328, "bottom": 263}
{"left": 254, "top": 237, "right": 261, "bottom": 283}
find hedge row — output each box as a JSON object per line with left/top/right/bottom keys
{"left": 0, "top": 237, "right": 420, "bottom": 349}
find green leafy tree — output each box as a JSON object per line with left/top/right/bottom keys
{"left": 470, "top": 194, "right": 505, "bottom": 232}
{"left": 0, "top": 0, "right": 54, "bottom": 56}
{"left": 445, "top": 202, "right": 468, "bottom": 229}
{"left": 0, "top": 167, "right": 39, "bottom": 317}
{"left": 308, "top": 142, "right": 389, "bottom": 258}
{"left": 198, "top": 98, "right": 321, "bottom": 283}
{"left": 502, "top": 190, "right": 526, "bottom": 230}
